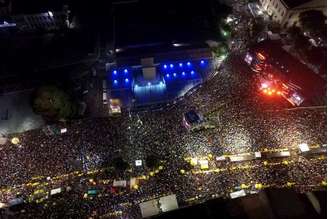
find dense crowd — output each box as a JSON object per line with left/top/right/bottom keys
{"left": 0, "top": 52, "right": 326, "bottom": 218}
{"left": 0, "top": 2, "right": 326, "bottom": 217}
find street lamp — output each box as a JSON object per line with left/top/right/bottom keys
{"left": 11, "top": 137, "right": 20, "bottom": 145}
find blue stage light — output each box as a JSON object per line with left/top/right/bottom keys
{"left": 200, "top": 60, "right": 205, "bottom": 64}
{"left": 182, "top": 71, "right": 186, "bottom": 76}
{"left": 187, "top": 62, "right": 191, "bottom": 66}
{"left": 170, "top": 64, "right": 174, "bottom": 68}
{"left": 191, "top": 70, "right": 195, "bottom": 75}
{"left": 164, "top": 64, "right": 167, "bottom": 69}
{"left": 113, "top": 70, "right": 117, "bottom": 75}
{"left": 113, "top": 80, "right": 118, "bottom": 84}
{"left": 179, "top": 63, "right": 183, "bottom": 67}
{"left": 173, "top": 73, "right": 177, "bottom": 77}
{"left": 166, "top": 73, "right": 170, "bottom": 78}
{"left": 147, "top": 82, "right": 151, "bottom": 86}
{"left": 125, "top": 78, "right": 129, "bottom": 83}
{"left": 124, "top": 69, "right": 128, "bottom": 74}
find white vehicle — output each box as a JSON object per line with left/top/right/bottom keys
{"left": 103, "top": 92, "right": 108, "bottom": 105}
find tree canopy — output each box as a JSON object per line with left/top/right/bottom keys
{"left": 32, "top": 85, "right": 78, "bottom": 120}
{"left": 145, "top": 155, "right": 160, "bottom": 169}
{"left": 299, "top": 10, "right": 326, "bottom": 40}
{"left": 112, "top": 157, "right": 129, "bottom": 172}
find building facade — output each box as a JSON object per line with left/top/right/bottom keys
{"left": 12, "top": 11, "right": 67, "bottom": 32}
{"left": 259, "top": 0, "right": 326, "bottom": 28}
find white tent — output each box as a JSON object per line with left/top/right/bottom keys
{"left": 113, "top": 180, "right": 127, "bottom": 187}
{"left": 230, "top": 190, "right": 246, "bottom": 199}
{"left": 139, "top": 194, "right": 178, "bottom": 218}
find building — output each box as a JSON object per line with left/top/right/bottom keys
{"left": 0, "top": 0, "right": 70, "bottom": 33}
{"left": 259, "top": 0, "right": 326, "bottom": 28}
{"left": 11, "top": 11, "right": 68, "bottom": 33}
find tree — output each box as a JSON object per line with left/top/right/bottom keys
{"left": 205, "top": 2, "right": 232, "bottom": 41}
{"left": 213, "top": 42, "right": 228, "bottom": 58}
{"left": 299, "top": 10, "right": 326, "bottom": 40}
{"left": 287, "top": 26, "right": 311, "bottom": 50}
{"left": 220, "top": 22, "right": 232, "bottom": 39}
{"left": 145, "top": 155, "right": 160, "bottom": 169}
{"left": 250, "top": 18, "right": 266, "bottom": 38}
{"left": 112, "top": 157, "right": 129, "bottom": 172}
{"left": 182, "top": 161, "right": 193, "bottom": 172}
{"left": 32, "top": 85, "right": 78, "bottom": 120}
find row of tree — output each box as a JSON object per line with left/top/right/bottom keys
{"left": 103, "top": 155, "right": 161, "bottom": 177}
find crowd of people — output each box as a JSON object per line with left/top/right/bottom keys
{"left": 0, "top": 2, "right": 326, "bottom": 217}
{"left": 0, "top": 51, "right": 326, "bottom": 218}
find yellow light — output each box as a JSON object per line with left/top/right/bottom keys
{"left": 31, "top": 182, "right": 40, "bottom": 187}
{"left": 155, "top": 170, "right": 159, "bottom": 174}
{"left": 263, "top": 161, "right": 268, "bottom": 166}
{"left": 257, "top": 52, "right": 266, "bottom": 61}
{"left": 255, "top": 183, "right": 263, "bottom": 189}
{"left": 180, "top": 169, "right": 185, "bottom": 174}
{"left": 158, "top": 166, "right": 163, "bottom": 170}
{"left": 149, "top": 171, "right": 154, "bottom": 176}
{"left": 208, "top": 154, "right": 213, "bottom": 159}
{"left": 322, "top": 181, "right": 327, "bottom": 186}
{"left": 240, "top": 184, "right": 249, "bottom": 189}
{"left": 11, "top": 137, "right": 20, "bottom": 145}
{"left": 190, "top": 158, "right": 198, "bottom": 166}
{"left": 133, "top": 184, "right": 139, "bottom": 190}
